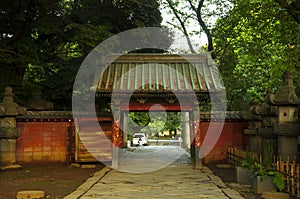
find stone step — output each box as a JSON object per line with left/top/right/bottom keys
{"left": 261, "top": 191, "right": 290, "bottom": 199}
{"left": 16, "top": 190, "right": 45, "bottom": 199}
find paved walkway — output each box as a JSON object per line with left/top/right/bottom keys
{"left": 65, "top": 147, "right": 245, "bottom": 199}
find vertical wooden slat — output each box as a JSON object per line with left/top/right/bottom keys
{"left": 287, "top": 160, "right": 290, "bottom": 193}
{"left": 292, "top": 165, "right": 295, "bottom": 196}
{"left": 296, "top": 165, "right": 300, "bottom": 198}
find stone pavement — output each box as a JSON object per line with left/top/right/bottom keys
{"left": 65, "top": 147, "right": 245, "bottom": 199}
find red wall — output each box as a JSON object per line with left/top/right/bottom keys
{"left": 15, "top": 116, "right": 247, "bottom": 164}
{"left": 200, "top": 120, "right": 248, "bottom": 164}
{"left": 16, "top": 120, "right": 72, "bottom": 163}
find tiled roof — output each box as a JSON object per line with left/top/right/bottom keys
{"left": 96, "top": 54, "right": 224, "bottom": 96}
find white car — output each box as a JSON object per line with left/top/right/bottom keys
{"left": 132, "top": 133, "right": 148, "bottom": 146}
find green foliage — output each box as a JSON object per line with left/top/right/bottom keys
{"left": 161, "top": 0, "right": 233, "bottom": 53}
{"left": 214, "top": 0, "right": 300, "bottom": 110}
{"left": 286, "top": 0, "right": 296, "bottom": 4}
{"left": 241, "top": 149, "right": 259, "bottom": 169}
{"left": 141, "top": 111, "right": 167, "bottom": 135}
{"left": 128, "top": 111, "right": 181, "bottom": 136}
{"left": 0, "top": 0, "right": 164, "bottom": 108}
{"left": 272, "top": 172, "right": 285, "bottom": 191}
{"left": 163, "top": 112, "right": 181, "bottom": 133}
{"left": 128, "top": 112, "right": 150, "bottom": 127}
{"left": 263, "top": 141, "right": 274, "bottom": 170}
{"left": 251, "top": 162, "right": 266, "bottom": 177}
{"left": 240, "top": 146, "right": 285, "bottom": 191}
{"left": 248, "top": 161, "right": 285, "bottom": 191}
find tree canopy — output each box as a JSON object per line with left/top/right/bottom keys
{"left": 2, "top": 0, "right": 299, "bottom": 111}
{"left": 0, "top": 0, "right": 163, "bottom": 109}
{"left": 162, "top": 0, "right": 299, "bottom": 110}
{"left": 128, "top": 111, "right": 181, "bottom": 137}
{"left": 161, "top": 0, "right": 233, "bottom": 53}
{"left": 213, "top": 0, "right": 300, "bottom": 110}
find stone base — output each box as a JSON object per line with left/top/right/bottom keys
{"left": 216, "top": 164, "right": 233, "bottom": 169}
{"left": 253, "top": 176, "right": 277, "bottom": 194}
{"left": 0, "top": 164, "right": 22, "bottom": 170}
{"left": 236, "top": 167, "right": 253, "bottom": 185}
{"left": 80, "top": 164, "right": 96, "bottom": 169}
{"left": 261, "top": 191, "right": 290, "bottom": 199}
{"left": 16, "top": 190, "right": 45, "bottom": 199}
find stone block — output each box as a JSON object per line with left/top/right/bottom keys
{"left": 261, "top": 192, "right": 290, "bottom": 199}
{"left": 243, "top": 129, "right": 256, "bottom": 135}
{"left": 253, "top": 176, "right": 277, "bottom": 194}
{"left": 278, "top": 106, "right": 298, "bottom": 123}
{"left": 81, "top": 164, "right": 96, "bottom": 169}
{"left": 274, "top": 123, "right": 300, "bottom": 135}
{"left": 277, "top": 136, "right": 298, "bottom": 161}
{"left": 16, "top": 190, "right": 45, "bottom": 199}
{"left": 1, "top": 164, "right": 22, "bottom": 170}
{"left": 216, "top": 164, "right": 232, "bottom": 169}
{"left": 236, "top": 167, "right": 253, "bottom": 185}
{"left": 0, "top": 139, "right": 17, "bottom": 164}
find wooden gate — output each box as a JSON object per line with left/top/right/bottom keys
{"left": 73, "top": 115, "right": 113, "bottom": 163}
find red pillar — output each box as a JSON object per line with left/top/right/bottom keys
{"left": 112, "top": 119, "right": 121, "bottom": 147}
{"left": 111, "top": 102, "right": 122, "bottom": 169}
{"left": 191, "top": 102, "right": 202, "bottom": 169}
{"left": 194, "top": 117, "right": 202, "bottom": 168}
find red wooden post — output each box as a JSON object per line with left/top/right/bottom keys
{"left": 111, "top": 100, "right": 121, "bottom": 169}
{"left": 194, "top": 117, "right": 202, "bottom": 168}
{"left": 112, "top": 119, "right": 121, "bottom": 147}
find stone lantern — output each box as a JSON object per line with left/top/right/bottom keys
{"left": 243, "top": 104, "right": 263, "bottom": 152}
{"left": 0, "top": 87, "right": 26, "bottom": 167}
{"left": 256, "top": 90, "right": 278, "bottom": 154}
{"left": 272, "top": 71, "right": 300, "bottom": 161}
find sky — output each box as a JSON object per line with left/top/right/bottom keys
{"left": 159, "top": 1, "right": 233, "bottom": 53}
{"left": 160, "top": 11, "right": 209, "bottom": 53}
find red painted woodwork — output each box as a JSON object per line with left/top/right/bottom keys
{"left": 16, "top": 121, "right": 71, "bottom": 163}
{"left": 200, "top": 121, "right": 248, "bottom": 164}
{"left": 75, "top": 120, "right": 113, "bottom": 162}
{"left": 112, "top": 119, "right": 122, "bottom": 147}
{"left": 194, "top": 119, "right": 201, "bottom": 147}
{"left": 120, "top": 103, "right": 193, "bottom": 111}
{"left": 15, "top": 112, "right": 247, "bottom": 164}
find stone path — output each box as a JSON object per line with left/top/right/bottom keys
{"left": 65, "top": 149, "right": 245, "bottom": 199}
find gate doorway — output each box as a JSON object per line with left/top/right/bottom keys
{"left": 75, "top": 53, "right": 224, "bottom": 170}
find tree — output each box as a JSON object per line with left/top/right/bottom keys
{"left": 163, "top": 112, "right": 181, "bottom": 136}
{"left": 141, "top": 111, "right": 166, "bottom": 136}
{"left": 128, "top": 111, "right": 181, "bottom": 137}
{"left": 275, "top": 0, "right": 300, "bottom": 23}
{"left": 0, "top": 0, "right": 66, "bottom": 101}
{"left": 213, "top": 0, "right": 300, "bottom": 110}
{"left": 0, "top": 0, "right": 164, "bottom": 108}
{"left": 161, "top": 0, "right": 232, "bottom": 53}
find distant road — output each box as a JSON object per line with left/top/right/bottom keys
{"left": 147, "top": 139, "right": 183, "bottom": 146}
{"left": 118, "top": 146, "right": 189, "bottom": 173}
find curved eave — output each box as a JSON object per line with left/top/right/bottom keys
{"left": 96, "top": 53, "right": 224, "bottom": 98}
